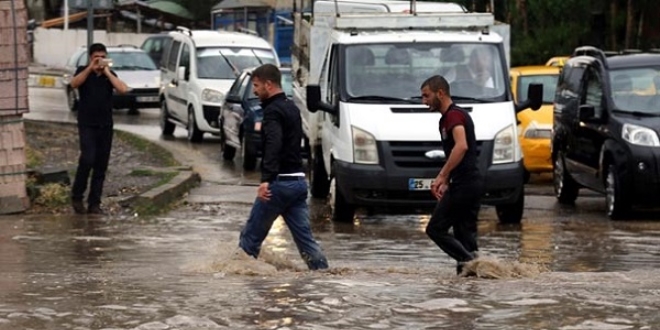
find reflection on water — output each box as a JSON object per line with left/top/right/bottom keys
{"left": 3, "top": 198, "right": 660, "bottom": 329}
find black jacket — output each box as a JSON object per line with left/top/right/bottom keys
{"left": 260, "top": 93, "right": 305, "bottom": 182}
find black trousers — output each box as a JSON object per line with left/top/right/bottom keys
{"left": 426, "top": 178, "right": 483, "bottom": 263}
{"left": 71, "top": 125, "right": 113, "bottom": 207}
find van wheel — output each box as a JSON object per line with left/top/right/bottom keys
{"left": 160, "top": 100, "right": 175, "bottom": 136}
{"left": 553, "top": 151, "right": 579, "bottom": 204}
{"left": 67, "top": 87, "right": 78, "bottom": 112}
{"left": 309, "top": 146, "right": 330, "bottom": 198}
{"left": 330, "top": 177, "right": 355, "bottom": 223}
{"left": 496, "top": 188, "right": 524, "bottom": 224}
{"left": 242, "top": 137, "right": 257, "bottom": 170}
{"left": 605, "top": 164, "right": 631, "bottom": 220}
{"left": 187, "top": 109, "right": 203, "bottom": 143}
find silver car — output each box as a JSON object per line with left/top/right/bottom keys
{"left": 62, "top": 45, "right": 161, "bottom": 115}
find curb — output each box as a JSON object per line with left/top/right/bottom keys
{"left": 28, "top": 73, "right": 64, "bottom": 88}
{"left": 121, "top": 169, "right": 202, "bottom": 214}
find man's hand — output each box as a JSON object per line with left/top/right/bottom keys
{"left": 257, "top": 182, "right": 271, "bottom": 202}
{"left": 431, "top": 172, "right": 448, "bottom": 198}
{"left": 435, "top": 183, "right": 448, "bottom": 200}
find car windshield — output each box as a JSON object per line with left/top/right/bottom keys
{"left": 107, "top": 51, "right": 157, "bottom": 70}
{"left": 343, "top": 42, "right": 507, "bottom": 103}
{"left": 518, "top": 74, "right": 558, "bottom": 104}
{"left": 197, "top": 47, "right": 277, "bottom": 79}
{"left": 610, "top": 67, "right": 660, "bottom": 114}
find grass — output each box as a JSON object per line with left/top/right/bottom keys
{"left": 130, "top": 168, "right": 179, "bottom": 190}
{"left": 24, "top": 145, "right": 44, "bottom": 168}
{"left": 34, "top": 183, "right": 70, "bottom": 208}
{"left": 114, "top": 130, "right": 180, "bottom": 167}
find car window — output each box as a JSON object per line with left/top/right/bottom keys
{"left": 167, "top": 40, "right": 181, "bottom": 71}
{"left": 582, "top": 68, "right": 604, "bottom": 118}
{"left": 237, "top": 74, "right": 251, "bottom": 98}
{"left": 179, "top": 44, "right": 190, "bottom": 79}
{"left": 141, "top": 38, "right": 153, "bottom": 53}
{"left": 610, "top": 67, "right": 660, "bottom": 114}
{"left": 518, "top": 74, "right": 558, "bottom": 104}
{"left": 227, "top": 73, "right": 247, "bottom": 100}
{"left": 76, "top": 51, "right": 88, "bottom": 67}
{"left": 107, "top": 51, "right": 157, "bottom": 70}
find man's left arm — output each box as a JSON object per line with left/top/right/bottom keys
{"left": 438, "top": 125, "right": 468, "bottom": 180}
{"left": 104, "top": 68, "right": 128, "bottom": 94}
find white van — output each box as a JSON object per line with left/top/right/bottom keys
{"left": 159, "top": 27, "right": 280, "bottom": 142}
{"left": 293, "top": 1, "right": 542, "bottom": 224}
{"left": 313, "top": 0, "right": 467, "bottom": 13}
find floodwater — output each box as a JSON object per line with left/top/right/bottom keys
{"left": 3, "top": 196, "right": 660, "bottom": 330}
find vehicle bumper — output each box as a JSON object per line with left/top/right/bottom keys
{"left": 520, "top": 138, "right": 552, "bottom": 172}
{"left": 624, "top": 146, "right": 660, "bottom": 206}
{"left": 200, "top": 105, "right": 221, "bottom": 133}
{"left": 112, "top": 88, "right": 159, "bottom": 109}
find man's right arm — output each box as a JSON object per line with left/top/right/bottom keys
{"left": 70, "top": 65, "right": 91, "bottom": 89}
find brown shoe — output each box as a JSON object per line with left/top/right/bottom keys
{"left": 72, "top": 200, "right": 86, "bottom": 214}
{"left": 87, "top": 205, "right": 105, "bottom": 215}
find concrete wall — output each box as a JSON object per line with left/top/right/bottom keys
{"left": 0, "top": 0, "right": 29, "bottom": 214}
{"left": 33, "top": 27, "right": 152, "bottom": 68}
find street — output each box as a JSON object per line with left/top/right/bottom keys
{"left": 1, "top": 87, "right": 660, "bottom": 329}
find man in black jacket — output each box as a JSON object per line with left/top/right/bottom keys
{"left": 69, "top": 43, "right": 128, "bottom": 214}
{"left": 238, "top": 64, "right": 329, "bottom": 270}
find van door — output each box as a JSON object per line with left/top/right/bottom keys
{"left": 164, "top": 40, "right": 183, "bottom": 120}
{"left": 321, "top": 45, "right": 341, "bottom": 171}
{"left": 174, "top": 43, "right": 192, "bottom": 120}
{"left": 570, "top": 65, "right": 607, "bottom": 191}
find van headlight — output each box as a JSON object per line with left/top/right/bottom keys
{"left": 202, "top": 89, "right": 224, "bottom": 103}
{"left": 493, "top": 124, "right": 515, "bottom": 164}
{"left": 622, "top": 123, "right": 660, "bottom": 147}
{"left": 352, "top": 126, "right": 378, "bottom": 164}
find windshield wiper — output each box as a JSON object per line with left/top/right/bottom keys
{"left": 218, "top": 50, "right": 240, "bottom": 77}
{"left": 451, "top": 95, "right": 488, "bottom": 103}
{"left": 347, "top": 95, "right": 419, "bottom": 104}
{"left": 612, "top": 109, "right": 660, "bottom": 117}
{"left": 250, "top": 49, "right": 264, "bottom": 65}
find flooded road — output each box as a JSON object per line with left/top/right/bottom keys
{"left": 3, "top": 195, "right": 660, "bottom": 329}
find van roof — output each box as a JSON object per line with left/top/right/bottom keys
{"left": 335, "top": 29, "right": 502, "bottom": 44}
{"left": 169, "top": 30, "right": 273, "bottom": 49}
{"left": 314, "top": 0, "right": 466, "bottom": 13}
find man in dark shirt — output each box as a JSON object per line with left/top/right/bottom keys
{"left": 69, "top": 43, "right": 128, "bottom": 214}
{"left": 237, "top": 64, "right": 328, "bottom": 270}
{"left": 420, "top": 75, "right": 484, "bottom": 276}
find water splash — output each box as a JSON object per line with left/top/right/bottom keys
{"left": 461, "top": 256, "right": 549, "bottom": 279}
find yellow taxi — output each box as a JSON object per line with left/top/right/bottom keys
{"left": 545, "top": 56, "right": 568, "bottom": 67}
{"left": 511, "top": 66, "right": 560, "bottom": 181}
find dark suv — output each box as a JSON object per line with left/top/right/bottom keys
{"left": 552, "top": 46, "right": 660, "bottom": 219}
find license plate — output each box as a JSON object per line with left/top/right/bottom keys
{"left": 136, "top": 96, "right": 158, "bottom": 102}
{"left": 408, "top": 178, "right": 434, "bottom": 191}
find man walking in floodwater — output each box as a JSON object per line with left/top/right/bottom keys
{"left": 237, "top": 64, "right": 329, "bottom": 270}
{"left": 420, "top": 75, "right": 484, "bottom": 276}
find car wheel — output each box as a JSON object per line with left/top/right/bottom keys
{"left": 160, "top": 100, "right": 175, "bottom": 136}
{"left": 242, "top": 136, "right": 257, "bottom": 170}
{"left": 187, "top": 109, "right": 203, "bottom": 143}
{"left": 605, "top": 163, "right": 631, "bottom": 220}
{"left": 553, "top": 151, "right": 579, "bottom": 204}
{"left": 309, "top": 146, "right": 330, "bottom": 198}
{"left": 330, "top": 176, "right": 355, "bottom": 223}
{"left": 523, "top": 169, "right": 531, "bottom": 184}
{"left": 67, "top": 87, "right": 78, "bottom": 112}
{"left": 495, "top": 188, "right": 524, "bottom": 224}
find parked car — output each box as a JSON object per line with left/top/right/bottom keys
{"left": 552, "top": 46, "right": 660, "bottom": 219}
{"left": 140, "top": 33, "right": 172, "bottom": 68}
{"left": 62, "top": 45, "right": 161, "bottom": 114}
{"left": 159, "top": 27, "right": 280, "bottom": 142}
{"left": 511, "top": 65, "right": 560, "bottom": 182}
{"left": 220, "top": 67, "right": 296, "bottom": 170}
{"left": 546, "top": 56, "right": 568, "bottom": 67}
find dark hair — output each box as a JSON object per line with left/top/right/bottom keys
{"left": 252, "top": 64, "right": 281, "bottom": 87}
{"left": 88, "top": 43, "right": 107, "bottom": 56}
{"left": 421, "top": 75, "right": 451, "bottom": 96}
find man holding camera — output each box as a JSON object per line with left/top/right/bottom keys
{"left": 69, "top": 43, "right": 128, "bottom": 214}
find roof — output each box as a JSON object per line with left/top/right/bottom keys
{"left": 510, "top": 65, "right": 560, "bottom": 76}
{"left": 212, "top": 0, "right": 271, "bottom": 11}
{"left": 170, "top": 30, "right": 273, "bottom": 49}
{"left": 545, "top": 56, "right": 569, "bottom": 67}
{"left": 606, "top": 53, "right": 660, "bottom": 69}
{"left": 146, "top": 0, "right": 194, "bottom": 20}
{"left": 335, "top": 29, "right": 502, "bottom": 44}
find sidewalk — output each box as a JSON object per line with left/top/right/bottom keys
{"left": 28, "top": 63, "right": 67, "bottom": 88}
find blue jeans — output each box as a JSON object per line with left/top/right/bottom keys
{"left": 239, "top": 177, "right": 329, "bottom": 270}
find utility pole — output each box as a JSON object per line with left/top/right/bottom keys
{"left": 87, "top": 0, "right": 93, "bottom": 47}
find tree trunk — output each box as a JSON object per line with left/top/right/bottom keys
{"left": 636, "top": 8, "right": 643, "bottom": 49}
{"left": 517, "top": 0, "right": 528, "bottom": 36}
{"left": 624, "top": 0, "right": 635, "bottom": 49}
{"left": 610, "top": 1, "right": 618, "bottom": 50}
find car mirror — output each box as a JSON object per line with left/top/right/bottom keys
{"left": 306, "top": 85, "right": 337, "bottom": 114}
{"left": 515, "top": 83, "right": 544, "bottom": 113}
{"left": 578, "top": 104, "right": 596, "bottom": 122}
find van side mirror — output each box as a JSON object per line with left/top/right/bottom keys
{"left": 306, "top": 85, "right": 337, "bottom": 114}
{"left": 515, "top": 83, "right": 543, "bottom": 113}
{"left": 578, "top": 104, "right": 595, "bottom": 121}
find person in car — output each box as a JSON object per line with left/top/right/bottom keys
{"left": 420, "top": 75, "right": 484, "bottom": 276}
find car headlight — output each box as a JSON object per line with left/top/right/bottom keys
{"left": 352, "top": 126, "right": 378, "bottom": 164}
{"left": 202, "top": 89, "right": 224, "bottom": 103}
{"left": 493, "top": 124, "right": 515, "bottom": 164}
{"left": 622, "top": 123, "right": 660, "bottom": 147}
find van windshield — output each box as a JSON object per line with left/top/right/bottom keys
{"left": 343, "top": 43, "right": 507, "bottom": 103}
{"left": 197, "top": 47, "right": 277, "bottom": 79}
{"left": 609, "top": 67, "right": 660, "bottom": 114}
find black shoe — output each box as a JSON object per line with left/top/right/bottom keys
{"left": 87, "top": 205, "right": 105, "bottom": 215}
{"left": 72, "top": 200, "right": 86, "bottom": 214}
{"left": 457, "top": 262, "right": 477, "bottom": 277}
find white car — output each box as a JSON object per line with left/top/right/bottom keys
{"left": 63, "top": 45, "right": 161, "bottom": 115}
{"left": 159, "top": 27, "right": 280, "bottom": 142}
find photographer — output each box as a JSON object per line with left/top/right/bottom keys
{"left": 69, "top": 43, "right": 128, "bottom": 214}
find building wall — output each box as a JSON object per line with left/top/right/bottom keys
{"left": 0, "top": 0, "right": 30, "bottom": 214}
